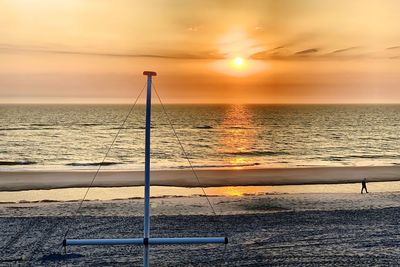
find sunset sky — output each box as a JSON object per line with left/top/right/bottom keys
{"left": 1, "top": 0, "right": 400, "bottom": 103}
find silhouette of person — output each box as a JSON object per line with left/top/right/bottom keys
{"left": 361, "top": 178, "right": 368, "bottom": 194}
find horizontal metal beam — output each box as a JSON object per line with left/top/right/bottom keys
{"left": 64, "top": 237, "right": 227, "bottom": 246}
{"left": 148, "top": 237, "right": 227, "bottom": 245}
{"left": 65, "top": 238, "right": 143, "bottom": 246}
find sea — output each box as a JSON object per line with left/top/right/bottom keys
{"left": 1, "top": 104, "right": 400, "bottom": 171}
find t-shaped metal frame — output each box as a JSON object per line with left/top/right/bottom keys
{"left": 63, "top": 71, "right": 227, "bottom": 267}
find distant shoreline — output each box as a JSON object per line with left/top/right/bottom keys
{"left": 1, "top": 166, "right": 400, "bottom": 192}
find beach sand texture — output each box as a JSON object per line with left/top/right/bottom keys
{"left": 1, "top": 192, "right": 400, "bottom": 266}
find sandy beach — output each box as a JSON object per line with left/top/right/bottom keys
{"left": 1, "top": 192, "right": 400, "bottom": 266}
{"left": 2, "top": 166, "right": 400, "bottom": 191}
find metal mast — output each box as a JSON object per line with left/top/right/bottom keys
{"left": 63, "top": 71, "right": 227, "bottom": 267}
{"left": 143, "top": 71, "right": 156, "bottom": 266}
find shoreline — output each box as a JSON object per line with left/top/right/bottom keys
{"left": 1, "top": 166, "right": 400, "bottom": 192}
{"left": 2, "top": 190, "right": 400, "bottom": 217}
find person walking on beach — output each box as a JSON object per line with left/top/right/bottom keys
{"left": 361, "top": 178, "right": 368, "bottom": 194}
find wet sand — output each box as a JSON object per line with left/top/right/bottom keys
{"left": 2, "top": 166, "right": 400, "bottom": 191}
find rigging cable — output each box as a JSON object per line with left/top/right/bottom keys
{"left": 153, "top": 84, "right": 228, "bottom": 265}
{"left": 62, "top": 82, "right": 146, "bottom": 242}
{"left": 152, "top": 84, "right": 217, "bottom": 215}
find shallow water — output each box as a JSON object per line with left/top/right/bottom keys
{"left": 1, "top": 181, "right": 400, "bottom": 203}
{"left": 2, "top": 104, "right": 400, "bottom": 171}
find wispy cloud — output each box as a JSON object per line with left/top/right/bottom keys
{"left": 250, "top": 46, "right": 290, "bottom": 59}
{"left": 386, "top": 46, "right": 400, "bottom": 50}
{"left": 0, "top": 43, "right": 223, "bottom": 60}
{"left": 1, "top": 42, "right": 398, "bottom": 62}
{"left": 294, "top": 48, "right": 319, "bottom": 55}
{"left": 329, "top": 46, "right": 360, "bottom": 54}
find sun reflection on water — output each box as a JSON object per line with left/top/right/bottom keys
{"left": 218, "top": 105, "right": 257, "bottom": 168}
{"left": 224, "top": 186, "right": 244, "bottom": 197}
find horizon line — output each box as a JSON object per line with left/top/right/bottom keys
{"left": 2, "top": 102, "right": 400, "bottom": 105}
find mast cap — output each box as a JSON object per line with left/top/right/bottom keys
{"left": 143, "top": 71, "right": 157, "bottom": 76}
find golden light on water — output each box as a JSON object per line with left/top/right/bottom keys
{"left": 218, "top": 105, "right": 256, "bottom": 167}
{"left": 224, "top": 187, "right": 244, "bottom": 197}
{"left": 3, "top": 182, "right": 400, "bottom": 203}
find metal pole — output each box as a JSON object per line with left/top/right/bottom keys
{"left": 143, "top": 71, "right": 156, "bottom": 267}
{"left": 62, "top": 71, "right": 229, "bottom": 265}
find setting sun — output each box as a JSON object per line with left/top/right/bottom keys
{"left": 233, "top": 57, "right": 244, "bottom": 67}
{"left": 212, "top": 56, "right": 267, "bottom": 77}
{"left": 211, "top": 30, "right": 267, "bottom": 77}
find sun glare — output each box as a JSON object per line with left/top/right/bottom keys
{"left": 212, "top": 57, "right": 267, "bottom": 77}
{"left": 211, "top": 30, "right": 267, "bottom": 76}
{"left": 233, "top": 57, "right": 244, "bottom": 66}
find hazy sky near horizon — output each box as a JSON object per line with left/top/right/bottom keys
{"left": 1, "top": 0, "right": 400, "bottom": 103}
